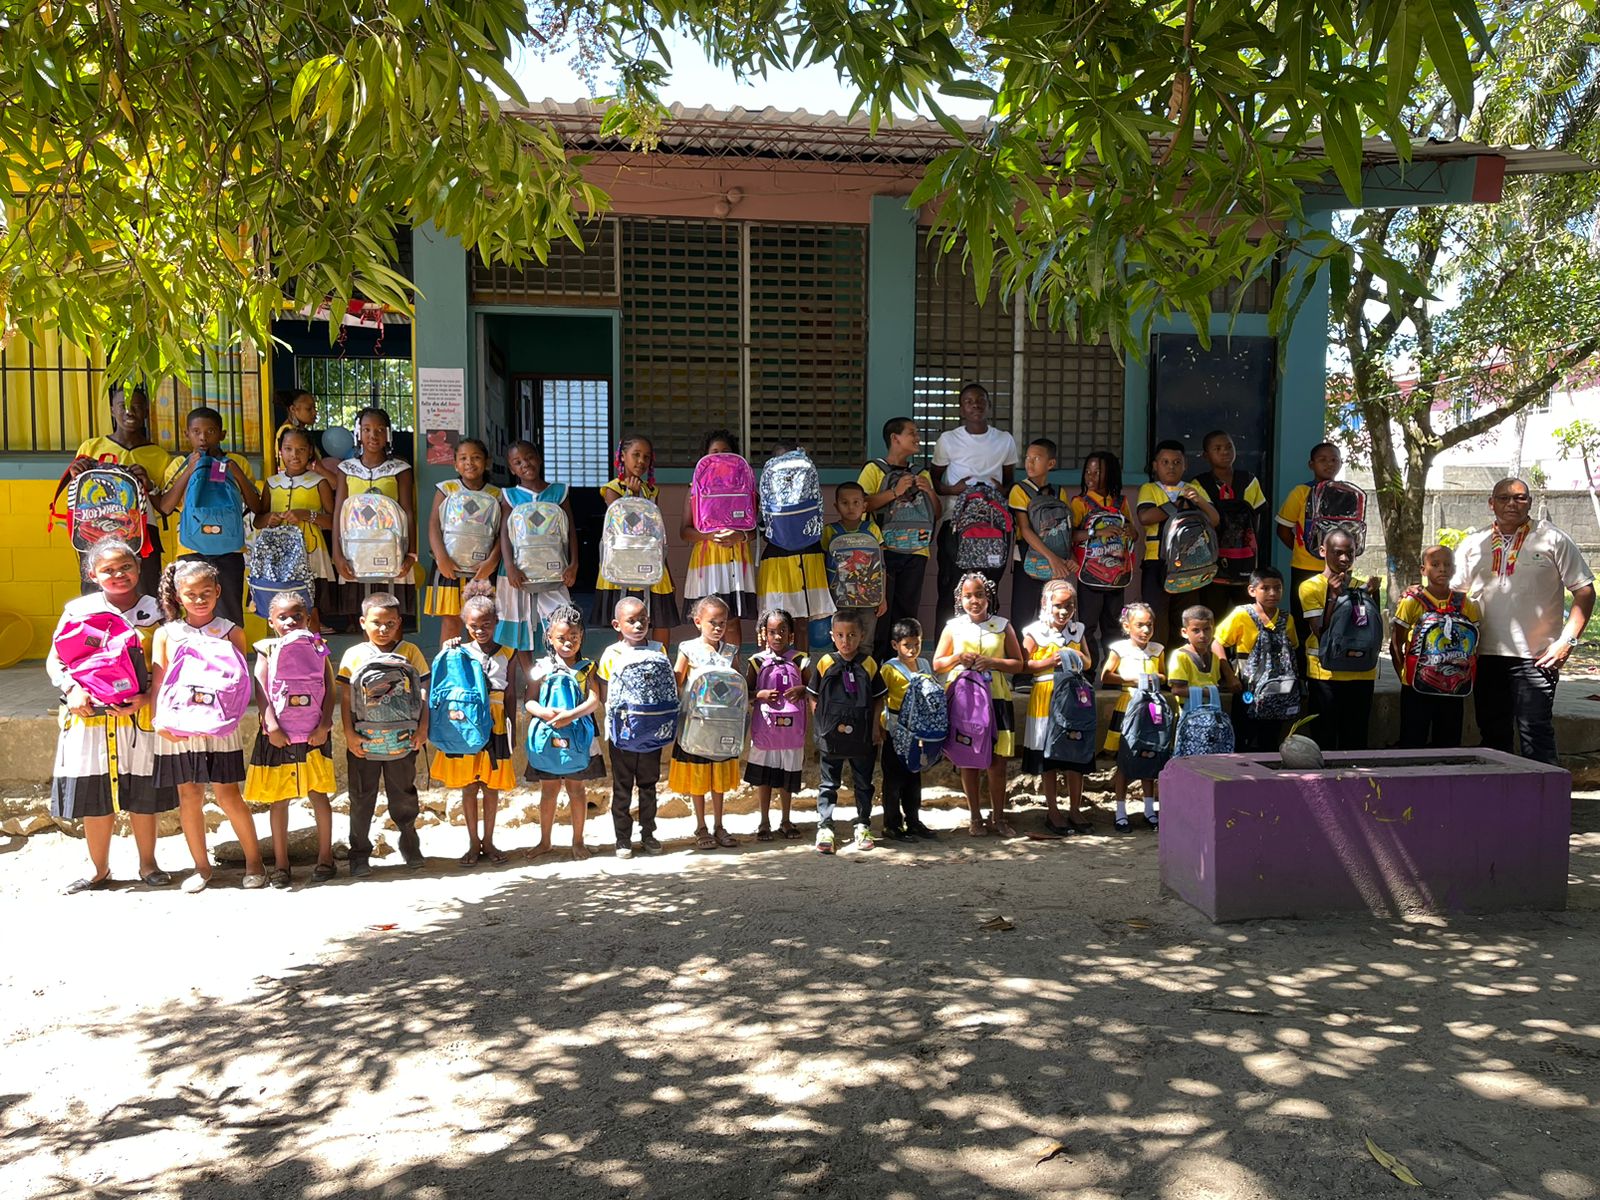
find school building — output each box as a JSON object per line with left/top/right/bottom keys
{"left": 0, "top": 102, "right": 1584, "bottom": 658}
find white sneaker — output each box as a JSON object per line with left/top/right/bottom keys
{"left": 853, "top": 825, "right": 876, "bottom": 851}
{"left": 815, "top": 826, "right": 836, "bottom": 855}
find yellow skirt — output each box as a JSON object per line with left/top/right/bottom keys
{"left": 1102, "top": 693, "right": 1132, "bottom": 753}
{"left": 430, "top": 698, "right": 516, "bottom": 790}
{"left": 243, "top": 742, "right": 336, "bottom": 804}
{"left": 424, "top": 570, "right": 464, "bottom": 617}
{"left": 668, "top": 756, "right": 741, "bottom": 795}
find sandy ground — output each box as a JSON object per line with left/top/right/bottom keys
{"left": 2, "top": 783, "right": 1599, "bottom": 1200}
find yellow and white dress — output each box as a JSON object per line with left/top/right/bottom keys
{"left": 939, "top": 613, "right": 1017, "bottom": 759}
{"left": 431, "top": 642, "right": 518, "bottom": 790}
{"left": 332, "top": 455, "right": 417, "bottom": 617}
{"left": 1020, "top": 617, "right": 1090, "bottom": 773}
{"left": 263, "top": 469, "right": 335, "bottom": 580}
{"left": 591, "top": 477, "right": 681, "bottom": 631}
{"left": 1102, "top": 638, "right": 1165, "bottom": 753}
{"left": 668, "top": 638, "right": 743, "bottom": 795}
{"left": 425, "top": 478, "right": 504, "bottom": 617}
{"left": 244, "top": 635, "right": 337, "bottom": 803}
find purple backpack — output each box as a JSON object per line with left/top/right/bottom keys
{"left": 266, "top": 629, "right": 329, "bottom": 742}
{"left": 155, "top": 636, "right": 252, "bottom": 737}
{"left": 751, "top": 653, "right": 806, "bottom": 752}
{"left": 53, "top": 609, "right": 149, "bottom": 709}
{"left": 944, "top": 669, "right": 995, "bottom": 769}
{"left": 692, "top": 453, "right": 758, "bottom": 533}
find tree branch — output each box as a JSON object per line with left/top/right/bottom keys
{"left": 1439, "top": 338, "right": 1600, "bottom": 449}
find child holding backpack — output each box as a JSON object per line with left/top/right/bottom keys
{"left": 821, "top": 481, "right": 887, "bottom": 651}
{"left": 150, "top": 558, "right": 264, "bottom": 891}
{"left": 255, "top": 427, "right": 335, "bottom": 629}
{"left": 1299, "top": 529, "right": 1383, "bottom": 750}
{"left": 933, "top": 573, "right": 1025, "bottom": 839}
{"left": 156, "top": 406, "right": 261, "bottom": 627}
{"left": 859, "top": 417, "right": 939, "bottom": 660}
{"left": 757, "top": 439, "right": 835, "bottom": 652}
{"left": 1167, "top": 605, "right": 1241, "bottom": 705}
{"left": 1070, "top": 451, "right": 1137, "bottom": 673}
{"left": 809, "top": 610, "right": 887, "bottom": 853}
{"left": 1135, "top": 440, "right": 1220, "bottom": 651}
{"left": 63, "top": 382, "right": 171, "bottom": 599}
{"left": 1021, "top": 579, "right": 1094, "bottom": 836}
{"left": 330, "top": 406, "right": 418, "bottom": 623}
{"left": 1101, "top": 601, "right": 1166, "bottom": 832}
{"left": 683, "top": 430, "right": 757, "bottom": 648}
{"left": 598, "top": 597, "right": 676, "bottom": 858}
{"left": 1214, "top": 566, "right": 1302, "bottom": 751}
{"left": 497, "top": 441, "right": 579, "bottom": 654}
{"left": 525, "top": 603, "right": 603, "bottom": 860}
{"left": 1009, "top": 438, "right": 1075, "bottom": 631}
{"left": 671, "top": 596, "right": 745, "bottom": 849}
{"left": 1275, "top": 441, "right": 1348, "bottom": 633}
{"left": 879, "top": 618, "right": 942, "bottom": 842}
{"left": 1189, "top": 430, "right": 1267, "bottom": 629}
{"left": 48, "top": 539, "right": 177, "bottom": 893}
{"left": 1390, "top": 544, "right": 1482, "bottom": 749}
{"left": 244, "top": 591, "right": 336, "bottom": 887}
{"left": 594, "top": 434, "right": 680, "bottom": 646}
{"left": 425, "top": 438, "right": 503, "bottom": 645}
{"left": 337, "top": 592, "right": 429, "bottom": 877}
{"left": 745, "top": 607, "right": 808, "bottom": 842}
{"left": 431, "top": 582, "right": 519, "bottom": 866}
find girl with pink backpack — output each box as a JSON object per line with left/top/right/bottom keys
{"left": 682, "top": 430, "right": 757, "bottom": 647}
{"left": 150, "top": 559, "right": 265, "bottom": 892}
{"left": 48, "top": 539, "right": 178, "bottom": 894}
{"left": 243, "top": 591, "right": 336, "bottom": 887}
{"left": 743, "top": 607, "right": 808, "bottom": 841}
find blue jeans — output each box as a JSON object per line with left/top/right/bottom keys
{"left": 1474, "top": 655, "right": 1559, "bottom": 765}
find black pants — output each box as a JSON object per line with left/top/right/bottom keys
{"left": 1011, "top": 565, "right": 1045, "bottom": 630}
{"left": 1475, "top": 655, "right": 1559, "bottom": 765}
{"left": 1232, "top": 707, "right": 1285, "bottom": 753}
{"left": 936, "top": 527, "right": 1004, "bottom": 631}
{"left": 1139, "top": 560, "right": 1178, "bottom": 651}
{"left": 1289, "top": 566, "right": 1319, "bottom": 673}
{"left": 1397, "top": 688, "right": 1467, "bottom": 750}
{"left": 346, "top": 751, "right": 421, "bottom": 859}
{"left": 1077, "top": 585, "right": 1126, "bottom": 675}
{"left": 875, "top": 550, "right": 929, "bottom": 660}
{"left": 609, "top": 746, "right": 662, "bottom": 845}
{"left": 880, "top": 741, "right": 922, "bottom": 831}
{"left": 1306, "top": 678, "right": 1375, "bottom": 751}
{"left": 178, "top": 550, "right": 245, "bottom": 627}
{"left": 818, "top": 752, "right": 875, "bottom": 827}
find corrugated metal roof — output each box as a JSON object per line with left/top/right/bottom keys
{"left": 513, "top": 99, "right": 1598, "bottom": 175}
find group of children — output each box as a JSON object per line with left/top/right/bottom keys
{"left": 48, "top": 401, "right": 1484, "bottom": 891}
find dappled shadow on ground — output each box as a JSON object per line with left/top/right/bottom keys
{"left": 8, "top": 829, "right": 1600, "bottom": 1200}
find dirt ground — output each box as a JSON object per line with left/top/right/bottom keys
{"left": 2, "top": 785, "right": 1598, "bottom": 1200}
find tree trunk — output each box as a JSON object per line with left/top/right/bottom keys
{"left": 1371, "top": 440, "right": 1435, "bottom": 605}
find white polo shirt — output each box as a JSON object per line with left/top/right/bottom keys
{"left": 1453, "top": 519, "right": 1594, "bottom": 658}
{"left": 932, "top": 424, "right": 1019, "bottom": 522}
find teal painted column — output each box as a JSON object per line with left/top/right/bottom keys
{"left": 411, "top": 223, "right": 470, "bottom": 642}
{"left": 1273, "top": 213, "right": 1333, "bottom": 571}
{"left": 866, "top": 195, "right": 918, "bottom": 462}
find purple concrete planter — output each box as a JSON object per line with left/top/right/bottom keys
{"left": 1158, "top": 749, "right": 1571, "bottom": 921}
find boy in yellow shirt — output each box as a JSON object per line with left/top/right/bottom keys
{"left": 1275, "top": 441, "right": 1343, "bottom": 633}
{"left": 1214, "top": 566, "right": 1301, "bottom": 752}
{"left": 1299, "top": 530, "right": 1382, "bottom": 750}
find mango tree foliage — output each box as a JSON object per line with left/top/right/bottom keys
{"left": 0, "top": 0, "right": 606, "bottom": 380}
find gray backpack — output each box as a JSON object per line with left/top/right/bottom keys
{"left": 1317, "top": 586, "right": 1383, "bottom": 673}
{"left": 1116, "top": 672, "right": 1174, "bottom": 779}
{"left": 1240, "top": 610, "right": 1301, "bottom": 720}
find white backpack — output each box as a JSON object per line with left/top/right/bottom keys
{"left": 600, "top": 497, "right": 667, "bottom": 586}
{"left": 341, "top": 493, "right": 407, "bottom": 581}
{"left": 441, "top": 486, "right": 500, "bottom": 570}
{"left": 509, "top": 501, "right": 570, "bottom": 585}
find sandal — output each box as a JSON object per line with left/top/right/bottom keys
{"left": 993, "top": 819, "right": 1019, "bottom": 839}
{"left": 1114, "top": 816, "right": 1133, "bottom": 834}
{"left": 1043, "top": 817, "right": 1073, "bottom": 837}
{"left": 269, "top": 868, "right": 292, "bottom": 890}
{"left": 458, "top": 849, "right": 482, "bottom": 868}
{"left": 695, "top": 829, "right": 716, "bottom": 851}
{"left": 140, "top": 869, "right": 173, "bottom": 887}
{"left": 64, "top": 873, "right": 111, "bottom": 895}
{"left": 714, "top": 828, "right": 738, "bottom": 848}
{"left": 968, "top": 821, "right": 989, "bottom": 837}
{"left": 780, "top": 823, "right": 802, "bottom": 840}
{"left": 311, "top": 862, "right": 337, "bottom": 883}
{"left": 482, "top": 846, "right": 509, "bottom": 865}
{"left": 756, "top": 823, "right": 774, "bottom": 842}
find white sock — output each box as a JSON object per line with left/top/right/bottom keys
{"left": 1115, "top": 796, "right": 1128, "bottom": 821}
{"left": 1143, "top": 795, "right": 1156, "bottom": 819}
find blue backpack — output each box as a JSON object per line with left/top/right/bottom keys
{"left": 427, "top": 646, "right": 493, "bottom": 756}
{"left": 179, "top": 456, "right": 246, "bottom": 554}
{"left": 886, "top": 659, "right": 947, "bottom": 772}
{"left": 1043, "top": 659, "right": 1098, "bottom": 768}
{"left": 1117, "top": 672, "right": 1174, "bottom": 779}
{"left": 526, "top": 665, "right": 595, "bottom": 775}
{"left": 1173, "top": 683, "right": 1235, "bottom": 757}
{"left": 606, "top": 646, "right": 679, "bottom": 753}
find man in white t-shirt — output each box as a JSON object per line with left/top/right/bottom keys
{"left": 1453, "top": 477, "right": 1594, "bottom": 764}
{"left": 931, "top": 383, "right": 1019, "bottom": 627}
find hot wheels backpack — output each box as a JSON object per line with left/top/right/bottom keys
{"left": 1020, "top": 482, "right": 1075, "bottom": 580}
{"left": 1403, "top": 588, "right": 1479, "bottom": 697}
{"left": 600, "top": 497, "right": 667, "bottom": 586}
{"left": 759, "top": 449, "right": 824, "bottom": 550}
{"left": 179, "top": 456, "right": 246, "bottom": 554}
{"left": 1240, "top": 610, "right": 1300, "bottom": 721}
{"left": 441, "top": 486, "right": 500, "bottom": 571}
{"left": 1304, "top": 480, "right": 1367, "bottom": 559}
{"left": 813, "top": 654, "right": 875, "bottom": 759}
{"left": 872, "top": 460, "right": 936, "bottom": 554}
{"left": 341, "top": 492, "right": 407, "bottom": 581}
{"left": 508, "top": 501, "right": 570, "bottom": 585}
{"left": 247, "top": 526, "right": 313, "bottom": 618}
{"left": 52, "top": 609, "right": 149, "bottom": 710}
{"left": 886, "top": 659, "right": 947, "bottom": 772}
{"left": 1316, "top": 586, "right": 1383, "bottom": 674}
{"left": 1074, "top": 500, "right": 1134, "bottom": 591}
{"left": 1116, "top": 672, "right": 1173, "bottom": 778}
{"left": 526, "top": 665, "right": 595, "bottom": 775}
{"left": 606, "top": 646, "right": 679, "bottom": 753}
{"left": 428, "top": 645, "right": 493, "bottom": 756}
{"left": 350, "top": 651, "right": 423, "bottom": 759}
{"left": 1043, "top": 662, "right": 1098, "bottom": 768}
{"left": 49, "top": 461, "right": 150, "bottom": 556}
{"left": 155, "top": 637, "right": 252, "bottom": 737}
{"left": 678, "top": 661, "right": 749, "bottom": 761}
{"left": 1161, "top": 504, "right": 1219, "bottom": 593}
{"left": 1173, "top": 683, "right": 1235, "bottom": 757}
{"left": 751, "top": 653, "right": 806, "bottom": 752}
{"left": 951, "top": 484, "right": 1014, "bottom": 572}
{"left": 265, "top": 629, "right": 329, "bottom": 742}
{"left": 692, "top": 453, "right": 758, "bottom": 533}
{"left": 826, "top": 526, "right": 886, "bottom": 609}
{"left": 944, "top": 668, "right": 995, "bottom": 769}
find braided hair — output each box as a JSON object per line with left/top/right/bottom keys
{"left": 953, "top": 571, "right": 997, "bottom": 606}
{"left": 613, "top": 434, "right": 656, "bottom": 491}
{"left": 158, "top": 558, "right": 221, "bottom": 621}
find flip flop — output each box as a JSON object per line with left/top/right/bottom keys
{"left": 64, "top": 874, "right": 111, "bottom": 895}
{"left": 482, "top": 847, "right": 509, "bottom": 865}
{"left": 459, "top": 850, "right": 482, "bottom": 868}
{"left": 756, "top": 825, "right": 774, "bottom": 842}
{"left": 140, "top": 869, "right": 173, "bottom": 887}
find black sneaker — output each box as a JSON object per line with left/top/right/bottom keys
{"left": 907, "top": 822, "right": 938, "bottom": 840}
{"left": 639, "top": 834, "right": 662, "bottom": 853}
{"left": 348, "top": 856, "right": 371, "bottom": 878}
{"left": 398, "top": 829, "right": 423, "bottom": 868}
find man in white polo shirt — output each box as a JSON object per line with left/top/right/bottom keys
{"left": 1453, "top": 477, "right": 1594, "bottom": 764}
{"left": 931, "top": 383, "right": 1019, "bottom": 628}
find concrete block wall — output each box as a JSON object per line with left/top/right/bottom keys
{"left": 0, "top": 480, "right": 92, "bottom": 660}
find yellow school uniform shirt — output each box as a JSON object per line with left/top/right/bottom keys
{"left": 1215, "top": 606, "right": 1300, "bottom": 657}
{"left": 1102, "top": 637, "right": 1164, "bottom": 751}
{"left": 337, "top": 639, "right": 431, "bottom": 682}
{"left": 265, "top": 470, "right": 332, "bottom": 562}
{"left": 73, "top": 437, "right": 173, "bottom": 514}
{"left": 1008, "top": 480, "right": 1070, "bottom": 564}
{"left": 1298, "top": 574, "right": 1378, "bottom": 682}
{"left": 1275, "top": 484, "right": 1323, "bottom": 572}
{"left": 857, "top": 460, "right": 934, "bottom": 557}
{"left": 161, "top": 452, "right": 256, "bottom": 556}
{"left": 1167, "top": 646, "right": 1224, "bottom": 708}
{"left": 1135, "top": 481, "right": 1186, "bottom": 561}
{"left": 1392, "top": 588, "right": 1483, "bottom": 688}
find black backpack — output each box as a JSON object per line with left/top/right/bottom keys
{"left": 814, "top": 654, "right": 876, "bottom": 759}
{"left": 1193, "top": 470, "right": 1260, "bottom": 580}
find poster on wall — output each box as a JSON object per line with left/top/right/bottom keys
{"left": 418, "top": 367, "right": 465, "bottom": 465}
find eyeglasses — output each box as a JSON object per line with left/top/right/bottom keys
{"left": 1491, "top": 494, "right": 1532, "bottom": 504}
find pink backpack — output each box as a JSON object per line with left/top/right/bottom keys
{"left": 944, "top": 670, "right": 995, "bottom": 769}
{"left": 155, "top": 636, "right": 252, "bottom": 737}
{"left": 266, "top": 630, "right": 330, "bottom": 742}
{"left": 691, "top": 452, "right": 758, "bottom": 533}
{"left": 750, "top": 653, "right": 806, "bottom": 752}
{"left": 53, "top": 610, "right": 149, "bottom": 709}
